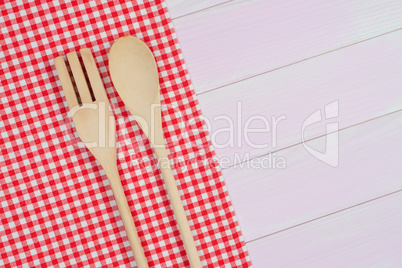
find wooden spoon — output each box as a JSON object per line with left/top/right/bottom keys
{"left": 109, "top": 36, "right": 202, "bottom": 268}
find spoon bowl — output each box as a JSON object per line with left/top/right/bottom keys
{"left": 109, "top": 36, "right": 160, "bottom": 126}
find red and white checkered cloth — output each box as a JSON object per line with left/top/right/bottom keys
{"left": 0, "top": 1, "right": 252, "bottom": 267}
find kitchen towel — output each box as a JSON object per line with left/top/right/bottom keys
{"left": 0, "top": 0, "right": 252, "bottom": 267}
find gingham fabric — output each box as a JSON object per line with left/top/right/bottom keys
{"left": 0, "top": 1, "right": 252, "bottom": 267}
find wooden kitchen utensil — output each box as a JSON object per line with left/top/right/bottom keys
{"left": 54, "top": 48, "right": 149, "bottom": 268}
{"left": 109, "top": 36, "right": 202, "bottom": 268}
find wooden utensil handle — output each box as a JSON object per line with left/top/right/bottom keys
{"left": 105, "top": 166, "right": 149, "bottom": 268}
{"left": 153, "top": 146, "right": 202, "bottom": 268}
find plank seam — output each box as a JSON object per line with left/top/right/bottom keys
{"left": 246, "top": 188, "right": 402, "bottom": 244}
{"left": 197, "top": 28, "right": 402, "bottom": 96}
{"left": 222, "top": 109, "right": 402, "bottom": 170}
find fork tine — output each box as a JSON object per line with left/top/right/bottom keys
{"left": 80, "top": 48, "right": 108, "bottom": 102}
{"left": 66, "top": 51, "right": 93, "bottom": 103}
{"left": 54, "top": 56, "right": 79, "bottom": 109}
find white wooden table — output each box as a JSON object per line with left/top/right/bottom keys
{"left": 166, "top": 1, "right": 402, "bottom": 266}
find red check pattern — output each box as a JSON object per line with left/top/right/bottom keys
{"left": 0, "top": 0, "right": 252, "bottom": 267}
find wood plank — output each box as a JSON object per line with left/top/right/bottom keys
{"left": 222, "top": 111, "right": 402, "bottom": 242}
{"left": 172, "top": 0, "right": 402, "bottom": 93}
{"left": 197, "top": 31, "right": 402, "bottom": 164}
{"left": 247, "top": 191, "right": 402, "bottom": 267}
{"left": 166, "top": 0, "right": 230, "bottom": 19}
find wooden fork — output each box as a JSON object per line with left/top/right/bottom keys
{"left": 54, "top": 48, "right": 149, "bottom": 268}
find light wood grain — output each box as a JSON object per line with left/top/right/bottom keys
{"left": 197, "top": 30, "right": 402, "bottom": 164}
{"left": 167, "top": 1, "right": 402, "bottom": 265}
{"left": 172, "top": 0, "right": 402, "bottom": 93}
{"left": 166, "top": 0, "right": 230, "bottom": 19}
{"left": 222, "top": 111, "right": 402, "bottom": 242}
{"left": 247, "top": 190, "right": 402, "bottom": 267}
